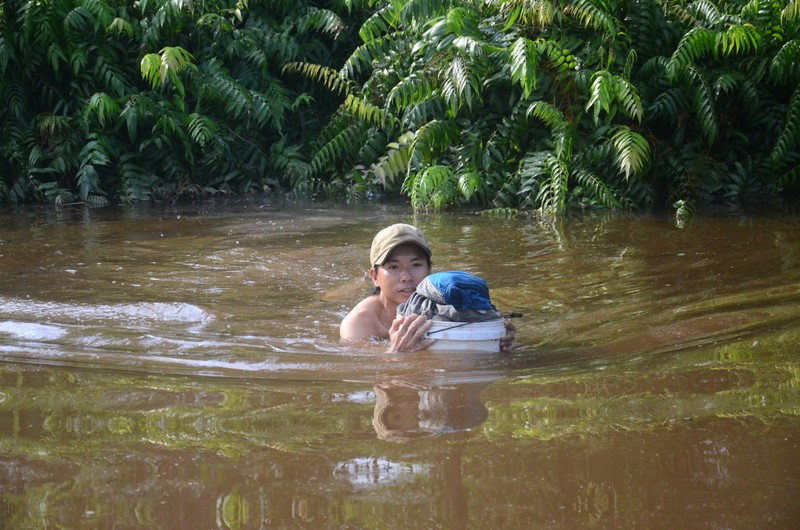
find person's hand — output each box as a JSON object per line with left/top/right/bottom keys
{"left": 500, "top": 318, "right": 516, "bottom": 351}
{"left": 388, "top": 314, "right": 435, "bottom": 352}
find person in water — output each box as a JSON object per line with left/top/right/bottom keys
{"left": 340, "top": 223, "right": 515, "bottom": 352}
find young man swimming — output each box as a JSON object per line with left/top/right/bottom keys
{"left": 340, "top": 223, "right": 515, "bottom": 352}
{"left": 340, "top": 223, "right": 437, "bottom": 352}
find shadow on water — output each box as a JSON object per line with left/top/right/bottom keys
{"left": 1, "top": 198, "right": 799, "bottom": 529}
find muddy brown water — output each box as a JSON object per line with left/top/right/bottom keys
{"left": 1, "top": 198, "right": 798, "bottom": 529}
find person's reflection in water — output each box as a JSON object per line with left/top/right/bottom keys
{"left": 372, "top": 377, "right": 489, "bottom": 530}
{"left": 372, "top": 379, "right": 489, "bottom": 442}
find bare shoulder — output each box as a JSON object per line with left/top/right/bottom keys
{"left": 340, "top": 295, "right": 386, "bottom": 340}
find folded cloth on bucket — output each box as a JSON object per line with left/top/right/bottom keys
{"left": 397, "top": 271, "right": 503, "bottom": 322}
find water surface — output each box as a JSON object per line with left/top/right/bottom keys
{"left": 1, "top": 199, "right": 798, "bottom": 529}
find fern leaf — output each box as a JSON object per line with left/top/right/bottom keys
{"left": 306, "top": 120, "right": 367, "bottom": 179}
{"left": 769, "top": 87, "right": 800, "bottom": 165}
{"left": 341, "top": 31, "right": 412, "bottom": 79}
{"left": 409, "top": 119, "right": 461, "bottom": 168}
{"left": 769, "top": 39, "right": 800, "bottom": 87}
{"left": 343, "top": 94, "right": 392, "bottom": 127}
{"left": 689, "top": 66, "right": 720, "bottom": 144}
{"left": 718, "top": 24, "right": 761, "bottom": 56}
{"left": 783, "top": 1, "right": 800, "bottom": 24}
{"left": 586, "top": 70, "right": 615, "bottom": 125}
{"left": 85, "top": 92, "right": 121, "bottom": 127}
{"left": 526, "top": 101, "right": 573, "bottom": 158}
{"left": 282, "top": 62, "right": 352, "bottom": 95}
{"left": 611, "top": 126, "right": 650, "bottom": 179}
{"left": 186, "top": 113, "right": 218, "bottom": 148}
{"left": 668, "top": 27, "right": 716, "bottom": 77}
{"left": 564, "top": 0, "right": 617, "bottom": 38}
{"left": 536, "top": 154, "right": 569, "bottom": 213}
{"left": 442, "top": 55, "right": 479, "bottom": 112}
{"left": 299, "top": 8, "right": 345, "bottom": 38}
{"left": 510, "top": 37, "right": 540, "bottom": 98}
{"left": 573, "top": 168, "right": 622, "bottom": 209}
{"left": 387, "top": 72, "right": 438, "bottom": 112}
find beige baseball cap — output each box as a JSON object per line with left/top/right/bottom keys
{"left": 370, "top": 223, "right": 432, "bottom": 266}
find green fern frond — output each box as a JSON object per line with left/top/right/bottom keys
{"left": 85, "top": 92, "right": 121, "bottom": 128}
{"left": 307, "top": 119, "right": 367, "bottom": 179}
{"left": 649, "top": 88, "right": 691, "bottom": 121}
{"left": 399, "top": 0, "right": 453, "bottom": 23}
{"left": 718, "top": 24, "right": 762, "bottom": 56}
{"left": 586, "top": 70, "right": 615, "bottom": 124}
{"left": 668, "top": 27, "right": 716, "bottom": 76}
{"left": 387, "top": 72, "right": 439, "bottom": 112}
{"left": 64, "top": 6, "right": 94, "bottom": 35}
{"left": 611, "top": 125, "right": 650, "bottom": 179}
{"left": 359, "top": 3, "right": 401, "bottom": 42}
{"left": 769, "top": 87, "right": 800, "bottom": 165}
{"left": 688, "top": 0, "right": 734, "bottom": 27}
{"left": 47, "top": 43, "right": 67, "bottom": 75}
{"left": 525, "top": 101, "right": 573, "bottom": 158}
{"left": 615, "top": 76, "right": 644, "bottom": 123}
{"left": 688, "top": 66, "right": 720, "bottom": 144}
{"left": 537, "top": 153, "right": 569, "bottom": 214}
{"left": 343, "top": 94, "right": 392, "bottom": 127}
{"left": 371, "top": 131, "right": 415, "bottom": 188}
{"left": 713, "top": 72, "right": 739, "bottom": 97}
{"left": 409, "top": 119, "right": 461, "bottom": 167}
{"left": 282, "top": 62, "right": 352, "bottom": 95}
{"left": 769, "top": 39, "right": 800, "bottom": 87}
{"left": 402, "top": 164, "right": 459, "bottom": 210}
{"left": 298, "top": 8, "right": 345, "bottom": 38}
{"left": 564, "top": 0, "right": 617, "bottom": 38}
{"left": 4, "top": 82, "right": 28, "bottom": 120}
{"left": 400, "top": 96, "right": 447, "bottom": 130}
{"left": 510, "top": 37, "right": 540, "bottom": 98}
{"left": 457, "top": 170, "right": 481, "bottom": 201}
{"left": 442, "top": 55, "right": 480, "bottom": 112}
{"left": 341, "top": 31, "right": 412, "bottom": 79}
{"left": 36, "top": 114, "right": 72, "bottom": 139}
{"left": 95, "top": 56, "right": 129, "bottom": 97}
{"left": 140, "top": 46, "right": 195, "bottom": 92}
{"left": 76, "top": 136, "right": 112, "bottom": 200}
{"left": 108, "top": 16, "right": 134, "bottom": 36}
{"left": 572, "top": 168, "right": 622, "bottom": 209}
{"left": 186, "top": 113, "right": 218, "bottom": 148}
{"left": 496, "top": 0, "right": 555, "bottom": 29}
{"left": 783, "top": 1, "right": 800, "bottom": 24}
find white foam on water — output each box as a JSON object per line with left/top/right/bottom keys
{"left": 0, "top": 321, "right": 69, "bottom": 341}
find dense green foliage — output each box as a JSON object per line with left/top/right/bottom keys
{"left": 294, "top": 0, "right": 800, "bottom": 212}
{"left": 0, "top": 0, "right": 361, "bottom": 204}
{"left": 2, "top": 0, "right": 799, "bottom": 212}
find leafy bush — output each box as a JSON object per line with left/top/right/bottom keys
{"left": 288, "top": 0, "right": 800, "bottom": 213}
{"left": 0, "top": 0, "right": 360, "bottom": 204}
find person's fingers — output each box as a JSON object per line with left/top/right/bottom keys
{"left": 388, "top": 314, "right": 434, "bottom": 352}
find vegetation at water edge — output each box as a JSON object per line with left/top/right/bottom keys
{"left": 1, "top": 0, "right": 798, "bottom": 213}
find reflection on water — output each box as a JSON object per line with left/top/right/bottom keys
{"left": 1, "top": 198, "right": 799, "bottom": 528}
{"left": 373, "top": 372, "right": 499, "bottom": 442}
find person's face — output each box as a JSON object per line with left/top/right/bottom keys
{"left": 370, "top": 243, "right": 431, "bottom": 304}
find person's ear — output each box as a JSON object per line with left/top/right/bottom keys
{"left": 369, "top": 267, "right": 380, "bottom": 287}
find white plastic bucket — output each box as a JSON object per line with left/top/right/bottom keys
{"left": 425, "top": 318, "right": 506, "bottom": 353}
